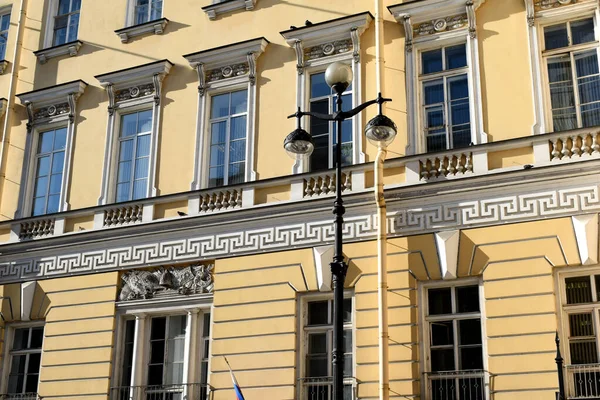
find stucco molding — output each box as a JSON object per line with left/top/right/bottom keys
{"left": 202, "top": 0, "right": 257, "bottom": 21}
{"left": 434, "top": 230, "right": 460, "bottom": 280}
{"left": 281, "top": 12, "right": 372, "bottom": 173}
{"left": 313, "top": 245, "right": 334, "bottom": 291}
{"left": 0, "top": 98, "right": 6, "bottom": 118}
{"left": 115, "top": 18, "right": 169, "bottom": 43}
{"left": 390, "top": 0, "right": 487, "bottom": 156}
{"left": 33, "top": 40, "right": 83, "bottom": 64}
{"left": 15, "top": 80, "right": 87, "bottom": 218}
{"left": 571, "top": 213, "right": 599, "bottom": 265}
{"left": 95, "top": 60, "right": 173, "bottom": 205}
{"left": 20, "top": 281, "right": 35, "bottom": 321}
{"left": 3, "top": 170, "right": 600, "bottom": 283}
{"left": 183, "top": 38, "right": 268, "bottom": 190}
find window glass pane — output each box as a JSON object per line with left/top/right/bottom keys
{"left": 307, "top": 357, "right": 328, "bottom": 377}
{"left": 58, "top": 0, "right": 70, "bottom": 15}
{"left": 134, "top": 158, "right": 149, "bottom": 180}
{"left": 431, "top": 349, "right": 455, "bottom": 372}
{"left": 72, "top": 0, "right": 82, "bottom": 11}
{"left": 53, "top": 26, "right": 67, "bottom": 46}
{"left": 343, "top": 353, "right": 353, "bottom": 377}
{"left": 132, "top": 179, "right": 147, "bottom": 200}
{"left": 431, "top": 320, "right": 453, "bottom": 346}
{"left": 209, "top": 145, "right": 224, "bottom": 169}
{"left": 136, "top": 134, "right": 151, "bottom": 158}
{"left": 138, "top": 110, "right": 153, "bottom": 133}
{"left": 571, "top": 18, "right": 595, "bottom": 46}
{"left": 210, "top": 121, "right": 227, "bottom": 146}
{"left": 54, "top": 128, "right": 67, "bottom": 150}
{"left": 343, "top": 329, "right": 352, "bottom": 354}
{"left": 27, "top": 352, "right": 41, "bottom": 373}
{"left": 231, "top": 90, "right": 248, "bottom": 114}
{"left": 449, "top": 76, "right": 469, "bottom": 100}
{"left": 67, "top": 12, "right": 79, "bottom": 42}
{"left": 30, "top": 327, "right": 43, "bottom": 349}
{"left": 566, "top": 276, "right": 593, "bottom": 304}
{"left": 343, "top": 299, "right": 352, "bottom": 323}
{"left": 25, "top": 373, "right": 39, "bottom": 393}
{"left": 117, "top": 161, "right": 131, "bottom": 184}
{"left": 456, "top": 286, "right": 479, "bottom": 313}
{"left": 446, "top": 44, "right": 467, "bottom": 70}
{"left": 34, "top": 176, "right": 48, "bottom": 198}
{"left": 545, "top": 23, "right": 569, "bottom": 50}
{"left": 424, "top": 80, "right": 444, "bottom": 105}
{"left": 39, "top": 131, "right": 54, "bottom": 153}
{"left": 151, "top": 0, "right": 163, "bottom": 20}
{"left": 311, "top": 72, "right": 330, "bottom": 99}
{"left": 230, "top": 116, "right": 247, "bottom": 141}
{"left": 148, "top": 364, "right": 163, "bottom": 385}
{"left": 211, "top": 93, "right": 230, "bottom": 119}
{"left": 229, "top": 140, "right": 246, "bottom": 164}
{"left": 228, "top": 163, "right": 245, "bottom": 185}
{"left": 51, "top": 152, "right": 65, "bottom": 174}
{"left": 428, "top": 288, "right": 452, "bottom": 315}
{"left": 32, "top": 198, "right": 46, "bottom": 216}
{"left": 308, "top": 333, "right": 327, "bottom": 354}
{"left": 460, "top": 347, "right": 483, "bottom": 370}
{"left": 310, "top": 99, "right": 329, "bottom": 136}
{"left": 422, "top": 49, "right": 443, "bottom": 74}
{"left": 46, "top": 194, "right": 60, "bottom": 214}
{"left": 1, "top": 14, "right": 10, "bottom": 31}
{"left": 548, "top": 55, "right": 577, "bottom": 131}
{"left": 458, "top": 319, "right": 482, "bottom": 345}
{"left": 37, "top": 156, "right": 50, "bottom": 178}
{"left": 310, "top": 138, "right": 329, "bottom": 171}
{"left": 49, "top": 174, "right": 62, "bottom": 195}
{"left": 12, "top": 329, "right": 29, "bottom": 351}
{"left": 7, "top": 373, "right": 23, "bottom": 394}
{"left": 203, "top": 313, "right": 211, "bottom": 337}
{"left": 150, "top": 338, "right": 165, "bottom": 365}
{"left": 308, "top": 301, "right": 329, "bottom": 325}
{"left": 121, "top": 113, "right": 138, "bottom": 137}
{"left": 576, "top": 51, "right": 599, "bottom": 78}
{"left": 151, "top": 317, "right": 166, "bottom": 340}
{"left": 570, "top": 312, "right": 595, "bottom": 337}
{"left": 208, "top": 167, "right": 224, "bottom": 188}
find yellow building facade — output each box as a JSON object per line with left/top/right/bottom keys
{"left": 0, "top": 0, "right": 597, "bottom": 399}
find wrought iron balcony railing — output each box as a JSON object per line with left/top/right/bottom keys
{"left": 297, "top": 377, "right": 358, "bottom": 400}
{"left": 566, "top": 363, "right": 600, "bottom": 399}
{"left": 110, "top": 383, "right": 211, "bottom": 400}
{"left": 425, "top": 370, "right": 491, "bottom": 400}
{"left": 0, "top": 394, "right": 41, "bottom": 400}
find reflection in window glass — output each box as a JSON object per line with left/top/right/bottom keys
{"left": 116, "top": 110, "right": 152, "bottom": 202}
{"left": 135, "top": 0, "right": 163, "bottom": 25}
{"left": 53, "top": 0, "right": 80, "bottom": 46}
{"left": 32, "top": 128, "right": 67, "bottom": 216}
{"left": 7, "top": 326, "right": 44, "bottom": 395}
{"left": 0, "top": 12, "right": 11, "bottom": 60}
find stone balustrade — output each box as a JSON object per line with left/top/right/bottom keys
{"left": 419, "top": 151, "right": 473, "bottom": 181}
{"left": 303, "top": 171, "right": 352, "bottom": 198}
{"left": 199, "top": 189, "right": 243, "bottom": 213}
{"left": 550, "top": 131, "right": 600, "bottom": 161}
{"left": 103, "top": 205, "right": 144, "bottom": 227}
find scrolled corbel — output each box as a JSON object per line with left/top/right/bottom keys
{"left": 294, "top": 39, "right": 305, "bottom": 75}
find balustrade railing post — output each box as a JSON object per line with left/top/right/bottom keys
{"left": 556, "top": 331, "right": 566, "bottom": 400}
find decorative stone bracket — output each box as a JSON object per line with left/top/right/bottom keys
{"left": 202, "top": 0, "right": 257, "bottom": 20}
{"left": 33, "top": 40, "right": 83, "bottom": 64}
{"left": 0, "top": 60, "right": 8, "bottom": 74}
{"left": 115, "top": 18, "right": 169, "bottom": 43}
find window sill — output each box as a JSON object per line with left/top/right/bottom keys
{"left": 115, "top": 18, "right": 169, "bottom": 43}
{"left": 202, "top": 0, "right": 257, "bottom": 20}
{"left": 33, "top": 40, "right": 83, "bottom": 64}
{"left": 0, "top": 59, "right": 7, "bottom": 74}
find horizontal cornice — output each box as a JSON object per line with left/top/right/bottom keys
{"left": 0, "top": 158, "right": 599, "bottom": 284}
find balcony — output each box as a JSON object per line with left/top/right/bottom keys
{"left": 566, "top": 364, "right": 600, "bottom": 399}
{"left": 424, "top": 370, "right": 491, "bottom": 400}
{"left": 110, "top": 383, "right": 211, "bottom": 400}
{"left": 297, "top": 377, "right": 358, "bottom": 400}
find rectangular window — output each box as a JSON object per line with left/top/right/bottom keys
{"left": 420, "top": 44, "right": 471, "bottom": 153}
{"left": 425, "top": 284, "right": 485, "bottom": 400}
{"left": 561, "top": 273, "right": 600, "bottom": 399}
{"left": 7, "top": 326, "right": 43, "bottom": 396}
{"left": 301, "top": 298, "right": 354, "bottom": 400}
{"left": 208, "top": 89, "right": 248, "bottom": 188}
{"left": 543, "top": 18, "right": 600, "bottom": 132}
{"left": 309, "top": 71, "right": 353, "bottom": 171}
{"left": 135, "top": 0, "right": 163, "bottom": 25}
{"left": 53, "top": 0, "right": 80, "bottom": 46}
{"left": 115, "top": 313, "right": 211, "bottom": 400}
{"left": 115, "top": 110, "right": 152, "bottom": 203}
{"left": 0, "top": 12, "right": 10, "bottom": 60}
{"left": 32, "top": 128, "right": 66, "bottom": 216}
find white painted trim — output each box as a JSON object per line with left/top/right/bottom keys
{"left": 183, "top": 39, "right": 268, "bottom": 190}
{"left": 202, "top": 0, "right": 257, "bottom": 20}
{"left": 96, "top": 61, "right": 172, "bottom": 204}
{"left": 571, "top": 214, "right": 599, "bottom": 265}
{"left": 313, "top": 245, "right": 334, "bottom": 291}
{"left": 434, "top": 230, "right": 460, "bottom": 279}
{"left": 42, "top": 0, "right": 60, "bottom": 49}
{"left": 20, "top": 281, "right": 35, "bottom": 321}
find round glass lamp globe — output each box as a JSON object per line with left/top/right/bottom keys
{"left": 325, "top": 62, "right": 353, "bottom": 91}
{"left": 283, "top": 128, "right": 315, "bottom": 160}
{"left": 365, "top": 114, "right": 398, "bottom": 147}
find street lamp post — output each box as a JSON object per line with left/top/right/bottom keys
{"left": 284, "top": 62, "right": 397, "bottom": 400}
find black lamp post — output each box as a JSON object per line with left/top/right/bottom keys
{"left": 283, "top": 62, "right": 397, "bottom": 400}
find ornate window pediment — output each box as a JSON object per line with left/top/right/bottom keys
{"left": 118, "top": 264, "right": 214, "bottom": 302}
{"left": 202, "top": 0, "right": 257, "bottom": 21}
{"left": 95, "top": 60, "right": 173, "bottom": 205}
{"left": 15, "top": 80, "right": 87, "bottom": 219}
{"left": 389, "top": 0, "right": 488, "bottom": 157}
{"left": 183, "top": 38, "right": 268, "bottom": 190}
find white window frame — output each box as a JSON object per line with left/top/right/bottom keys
{"left": 95, "top": 60, "right": 172, "bottom": 205}
{"left": 281, "top": 12, "right": 372, "bottom": 174}
{"left": 524, "top": 0, "right": 600, "bottom": 135}
{"left": 125, "top": 0, "right": 163, "bottom": 27}
{"left": 418, "top": 278, "right": 490, "bottom": 400}
{"left": 112, "top": 302, "right": 212, "bottom": 397}
{"left": 390, "top": 0, "right": 487, "bottom": 155}
{"left": 0, "top": 322, "right": 45, "bottom": 397}
{"left": 418, "top": 42, "right": 471, "bottom": 152}
{"left": 183, "top": 38, "right": 268, "bottom": 191}
{"left": 0, "top": 8, "right": 11, "bottom": 61}
{"left": 539, "top": 13, "right": 600, "bottom": 132}
{"left": 297, "top": 291, "right": 356, "bottom": 400}
{"left": 16, "top": 80, "right": 87, "bottom": 219}
{"left": 42, "top": 0, "right": 80, "bottom": 49}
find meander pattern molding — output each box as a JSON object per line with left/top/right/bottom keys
{"left": 1, "top": 184, "right": 599, "bottom": 282}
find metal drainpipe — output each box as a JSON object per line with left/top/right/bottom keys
{"left": 374, "top": 0, "right": 390, "bottom": 399}
{"left": 0, "top": 0, "right": 28, "bottom": 209}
